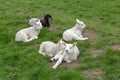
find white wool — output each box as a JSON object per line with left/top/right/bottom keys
{"left": 15, "top": 20, "right": 42, "bottom": 42}
{"left": 63, "top": 19, "right": 88, "bottom": 41}
{"left": 52, "top": 42, "right": 80, "bottom": 69}
{"left": 63, "top": 43, "right": 79, "bottom": 62}
{"left": 38, "top": 39, "right": 66, "bottom": 57}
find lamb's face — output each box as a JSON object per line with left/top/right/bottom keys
{"left": 44, "top": 14, "right": 53, "bottom": 21}
{"left": 76, "top": 19, "right": 86, "bottom": 29}
{"left": 65, "top": 42, "right": 77, "bottom": 55}
{"left": 34, "top": 20, "right": 43, "bottom": 29}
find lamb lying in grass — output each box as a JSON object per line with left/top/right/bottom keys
{"left": 38, "top": 39, "right": 66, "bottom": 57}
{"left": 51, "top": 42, "right": 80, "bottom": 69}
{"left": 63, "top": 19, "right": 88, "bottom": 41}
{"left": 15, "top": 20, "right": 42, "bottom": 42}
{"left": 29, "top": 14, "right": 52, "bottom": 28}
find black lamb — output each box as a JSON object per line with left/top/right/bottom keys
{"left": 29, "top": 14, "right": 53, "bottom": 28}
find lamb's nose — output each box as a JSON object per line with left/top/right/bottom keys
{"left": 66, "top": 50, "right": 68, "bottom": 52}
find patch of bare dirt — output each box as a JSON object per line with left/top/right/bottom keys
{"left": 49, "top": 60, "right": 80, "bottom": 68}
{"left": 17, "top": 11, "right": 24, "bottom": 15}
{"left": 111, "top": 44, "right": 120, "bottom": 50}
{"left": 83, "top": 69, "right": 103, "bottom": 80}
{"left": 83, "top": 30, "right": 98, "bottom": 38}
{"left": 7, "top": 72, "right": 14, "bottom": 79}
{"left": 90, "top": 49, "right": 104, "bottom": 58}
{"left": 95, "top": 17, "right": 104, "bottom": 21}
{"left": 48, "top": 24, "right": 58, "bottom": 31}
{"left": 27, "top": 44, "right": 40, "bottom": 49}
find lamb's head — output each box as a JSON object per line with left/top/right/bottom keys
{"left": 64, "top": 42, "right": 77, "bottom": 55}
{"left": 29, "top": 18, "right": 40, "bottom": 26}
{"left": 33, "top": 20, "right": 43, "bottom": 29}
{"left": 44, "top": 14, "right": 53, "bottom": 21}
{"left": 56, "top": 39, "right": 66, "bottom": 50}
{"left": 76, "top": 19, "right": 86, "bottom": 29}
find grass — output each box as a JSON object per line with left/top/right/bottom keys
{"left": 0, "top": 0, "right": 120, "bottom": 80}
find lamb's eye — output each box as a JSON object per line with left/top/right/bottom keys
{"left": 81, "top": 24, "right": 83, "bottom": 26}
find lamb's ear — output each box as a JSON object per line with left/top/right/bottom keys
{"left": 76, "top": 19, "right": 82, "bottom": 24}
{"left": 76, "top": 19, "right": 79, "bottom": 23}
{"left": 73, "top": 42, "right": 77, "bottom": 47}
{"left": 58, "top": 39, "right": 62, "bottom": 44}
{"left": 43, "top": 13, "right": 46, "bottom": 15}
{"left": 58, "top": 40, "right": 66, "bottom": 47}
{"left": 62, "top": 42, "right": 66, "bottom": 47}
{"left": 60, "top": 38, "right": 63, "bottom": 41}
{"left": 36, "top": 19, "right": 39, "bottom": 22}
{"left": 43, "top": 13, "right": 48, "bottom": 16}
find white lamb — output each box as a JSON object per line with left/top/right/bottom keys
{"left": 51, "top": 42, "right": 80, "bottom": 69}
{"left": 63, "top": 19, "right": 88, "bottom": 41}
{"left": 15, "top": 20, "right": 42, "bottom": 42}
{"left": 38, "top": 39, "right": 66, "bottom": 57}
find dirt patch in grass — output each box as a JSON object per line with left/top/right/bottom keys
{"left": 17, "top": 11, "right": 24, "bottom": 15}
{"left": 27, "top": 44, "right": 40, "bottom": 49}
{"left": 90, "top": 49, "right": 104, "bottom": 58}
{"left": 82, "top": 30, "right": 98, "bottom": 38}
{"left": 49, "top": 60, "right": 80, "bottom": 68}
{"left": 111, "top": 44, "right": 120, "bottom": 50}
{"left": 83, "top": 69, "right": 103, "bottom": 80}
{"left": 83, "top": 30, "right": 99, "bottom": 46}
{"left": 7, "top": 72, "right": 14, "bottom": 79}
{"left": 48, "top": 24, "right": 58, "bottom": 31}
{"left": 95, "top": 17, "right": 104, "bottom": 21}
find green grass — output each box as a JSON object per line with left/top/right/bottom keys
{"left": 0, "top": 0, "right": 120, "bottom": 80}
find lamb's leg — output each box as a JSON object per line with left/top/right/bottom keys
{"left": 64, "top": 56, "right": 72, "bottom": 63}
{"left": 79, "top": 37, "right": 88, "bottom": 40}
{"left": 24, "top": 38, "right": 34, "bottom": 42}
{"left": 50, "top": 51, "right": 63, "bottom": 61}
{"left": 66, "top": 60, "right": 72, "bottom": 63}
{"left": 16, "top": 32, "right": 31, "bottom": 42}
{"left": 48, "top": 53, "right": 54, "bottom": 57}
{"left": 24, "top": 35, "right": 38, "bottom": 42}
{"left": 78, "top": 34, "right": 83, "bottom": 38}
{"left": 73, "top": 34, "right": 88, "bottom": 40}
{"left": 32, "top": 35, "right": 38, "bottom": 39}
{"left": 29, "top": 35, "right": 38, "bottom": 40}
{"left": 52, "top": 55, "right": 64, "bottom": 69}
{"left": 52, "top": 51, "right": 66, "bottom": 69}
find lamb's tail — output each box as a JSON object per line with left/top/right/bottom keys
{"left": 38, "top": 43, "right": 43, "bottom": 53}
{"left": 38, "top": 43, "right": 46, "bottom": 56}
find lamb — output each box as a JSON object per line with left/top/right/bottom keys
{"left": 51, "top": 42, "right": 80, "bottom": 69}
{"left": 38, "top": 39, "right": 66, "bottom": 57}
{"left": 29, "top": 14, "right": 52, "bottom": 28}
{"left": 63, "top": 19, "right": 88, "bottom": 41}
{"left": 15, "top": 20, "right": 42, "bottom": 42}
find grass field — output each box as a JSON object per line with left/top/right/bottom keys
{"left": 0, "top": 0, "right": 120, "bottom": 80}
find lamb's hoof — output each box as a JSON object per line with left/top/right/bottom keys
{"left": 34, "top": 36, "right": 38, "bottom": 39}
{"left": 52, "top": 66, "right": 57, "bottom": 69}
{"left": 81, "top": 37, "right": 89, "bottom": 40}
{"left": 85, "top": 37, "right": 89, "bottom": 40}
{"left": 66, "top": 60, "right": 72, "bottom": 63}
{"left": 40, "top": 53, "right": 46, "bottom": 56}
{"left": 50, "top": 58, "right": 55, "bottom": 62}
{"left": 50, "top": 59, "right": 53, "bottom": 62}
